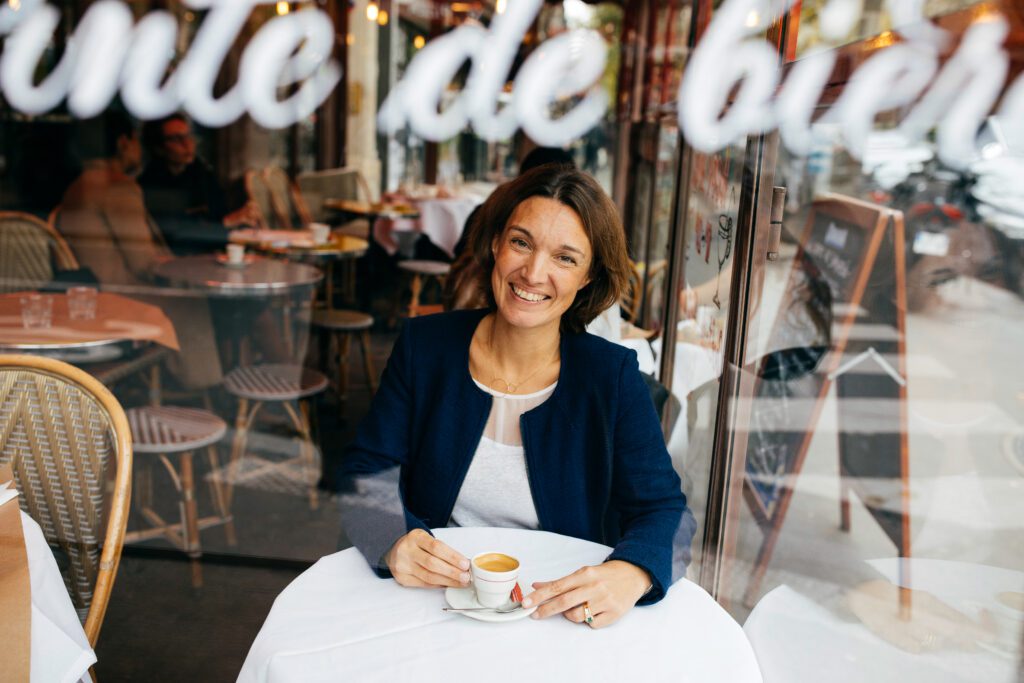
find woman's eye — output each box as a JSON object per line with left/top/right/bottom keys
{"left": 511, "top": 237, "right": 529, "bottom": 249}
{"left": 558, "top": 254, "right": 578, "bottom": 266}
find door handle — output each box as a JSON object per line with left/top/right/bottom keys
{"left": 767, "top": 186, "right": 786, "bottom": 261}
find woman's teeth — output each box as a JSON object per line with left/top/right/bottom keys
{"left": 512, "top": 285, "right": 548, "bottom": 302}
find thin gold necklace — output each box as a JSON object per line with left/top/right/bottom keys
{"left": 486, "top": 316, "right": 559, "bottom": 395}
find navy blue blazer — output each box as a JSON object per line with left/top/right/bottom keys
{"left": 339, "top": 308, "right": 689, "bottom": 604}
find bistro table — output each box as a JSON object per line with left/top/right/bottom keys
{"left": 153, "top": 254, "right": 323, "bottom": 365}
{"left": 0, "top": 465, "right": 94, "bottom": 683}
{"left": 228, "top": 229, "right": 368, "bottom": 307}
{"left": 238, "top": 527, "right": 763, "bottom": 683}
{"left": 153, "top": 254, "right": 322, "bottom": 298}
{"left": 0, "top": 291, "right": 179, "bottom": 362}
{"left": 325, "top": 191, "right": 483, "bottom": 259}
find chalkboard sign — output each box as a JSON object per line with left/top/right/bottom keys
{"left": 740, "top": 194, "right": 909, "bottom": 607}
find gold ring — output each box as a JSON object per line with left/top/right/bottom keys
{"left": 583, "top": 601, "right": 594, "bottom": 625}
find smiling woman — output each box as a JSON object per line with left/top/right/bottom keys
{"left": 339, "top": 165, "right": 693, "bottom": 630}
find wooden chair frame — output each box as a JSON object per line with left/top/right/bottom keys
{"left": 40, "top": 209, "right": 83, "bottom": 270}
{"left": 263, "top": 167, "right": 313, "bottom": 230}
{"left": 245, "top": 169, "right": 280, "bottom": 230}
{"left": 0, "top": 354, "right": 132, "bottom": 647}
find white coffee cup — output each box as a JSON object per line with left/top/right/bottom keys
{"left": 310, "top": 222, "right": 331, "bottom": 245}
{"left": 227, "top": 243, "right": 246, "bottom": 264}
{"left": 471, "top": 552, "right": 520, "bottom": 608}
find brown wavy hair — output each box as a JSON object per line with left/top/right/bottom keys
{"left": 464, "top": 165, "right": 630, "bottom": 334}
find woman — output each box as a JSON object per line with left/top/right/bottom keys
{"left": 340, "top": 165, "right": 689, "bottom": 629}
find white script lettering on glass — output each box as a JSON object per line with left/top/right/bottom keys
{"left": 678, "top": 0, "right": 1023, "bottom": 169}
{"left": 0, "top": 0, "right": 340, "bottom": 129}
{"left": 376, "top": 0, "right": 608, "bottom": 146}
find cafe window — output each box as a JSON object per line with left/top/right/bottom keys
{"left": 1, "top": 0, "right": 1022, "bottom": 679}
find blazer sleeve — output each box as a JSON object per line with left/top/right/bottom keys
{"left": 337, "top": 321, "right": 432, "bottom": 578}
{"left": 605, "top": 350, "right": 690, "bottom": 605}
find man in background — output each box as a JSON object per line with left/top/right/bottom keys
{"left": 139, "top": 113, "right": 258, "bottom": 254}
{"left": 55, "top": 110, "right": 223, "bottom": 390}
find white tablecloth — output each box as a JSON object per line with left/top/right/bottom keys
{"left": 743, "top": 558, "right": 1023, "bottom": 683}
{"left": 374, "top": 197, "right": 481, "bottom": 258}
{"left": 238, "top": 527, "right": 761, "bottom": 683}
{"left": 21, "top": 511, "right": 95, "bottom": 683}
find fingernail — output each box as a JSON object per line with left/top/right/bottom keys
{"left": 460, "top": 559, "right": 470, "bottom": 570}
{"left": 522, "top": 597, "right": 532, "bottom": 607}
{"left": 460, "top": 572, "right": 471, "bottom": 583}
{"left": 530, "top": 612, "right": 539, "bottom": 619}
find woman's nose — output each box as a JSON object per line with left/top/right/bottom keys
{"left": 522, "top": 253, "right": 547, "bottom": 283}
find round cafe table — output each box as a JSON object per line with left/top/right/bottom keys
{"left": 228, "top": 229, "right": 368, "bottom": 307}
{"left": 153, "top": 254, "right": 322, "bottom": 364}
{"left": 152, "top": 254, "right": 322, "bottom": 298}
{"left": 238, "top": 527, "right": 762, "bottom": 683}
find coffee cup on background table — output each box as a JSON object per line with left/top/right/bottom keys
{"left": 227, "top": 243, "right": 246, "bottom": 264}
{"left": 310, "top": 222, "right": 331, "bottom": 245}
{"left": 471, "top": 552, "right": 520, "bottom": 608}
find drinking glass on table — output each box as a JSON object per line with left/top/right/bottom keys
{"left": 20, "top": 294, "right": 53, "bottom": 329}
{"left": 67, "top": 286, "right": 98, "bottom": 320}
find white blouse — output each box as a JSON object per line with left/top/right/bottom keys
{"left": 447, "top": 379, "right": 557, "bottom": 529}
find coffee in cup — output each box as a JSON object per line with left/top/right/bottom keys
{"left": 470, "top": 552, "right": 520, "bottom": 608}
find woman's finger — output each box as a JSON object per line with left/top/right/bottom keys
{"left": 416, "top": 548, "right": 471, "bottom": 585}
{"left": 411, "top": 562, "right": 466, "bottom": 588}
{"left": 417, "top": 534, "right": 471, "bottom": 572}
{"left": 522, "top": 572, "right": 585, "bottom": 609}
{"left": 532, "top": 586, "right": 590, "bottom": 620}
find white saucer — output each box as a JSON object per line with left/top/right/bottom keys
{"left": 444, "top": 583, "right": 536, "bottom": 623}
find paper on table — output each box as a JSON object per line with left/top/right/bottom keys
{"left": 0, "top": 463, "right": 31, "bottom": 682}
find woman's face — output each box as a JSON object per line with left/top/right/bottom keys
{"left": 490, "top": 196, "right": 592, "bottom": 332}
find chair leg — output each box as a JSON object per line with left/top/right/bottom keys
{"left": 227, "top": 398, "right": 250, "bottom": 511}
{"left": 206, "top": 444, "right": 236, "bottom": 546}
{"left": 337, "top": 332, "right": 351, "bottom": 418}
{"left": 179, "top": 451, "right": 203, "bottom": 588}
{"left": 288, "top": 399, "right": 319, "bottom": 511}
{"left": 408, "top": 273, "right": 423, "bottom": 317}
{"left": 359, "top": 329, "right": 377, "bottom": 395}
{"left": 318, "top": 325, "right": 332, "bottom": 374}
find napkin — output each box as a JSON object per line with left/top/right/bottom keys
{"left": 0, "top": 480, "right": 17, "bottom": 507}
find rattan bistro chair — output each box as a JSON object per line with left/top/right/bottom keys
{"left": 0, "top": 210, "right": 79, "bottom": 293}
{"left": 0, "top": 354, "right": 132, "bottom": 647}
{"left": 264, "top": 167, "right": 314, "bottom": 230}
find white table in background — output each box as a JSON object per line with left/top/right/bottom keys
{"left": 238, "top": 527, "right": 762, "bottom": 683}
{"left": 22, "top": 510, "right": 96, "bottom": 683}
{"left": 743, "top": 558, "right": 1024, "bottom": 683}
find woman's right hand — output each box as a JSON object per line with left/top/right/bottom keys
{"left": 384, "top": 529, "right": 472, "bottom": 588}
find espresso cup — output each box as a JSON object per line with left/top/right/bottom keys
{"left": 227, "top": 243, "right": 246, "bottom": 264}
{"left": 471, "top": 552, "right": 520, "bottom": 608}
{"left": 310, "top": 222, "right": 331, "bottom": 245}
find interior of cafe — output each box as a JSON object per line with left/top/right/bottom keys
{"left": 1, "top": 0, "right": 1022, "bottom": 680}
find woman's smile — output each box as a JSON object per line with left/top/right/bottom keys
{"left": 509, "top": 283, "right": 551, "bottom": 303}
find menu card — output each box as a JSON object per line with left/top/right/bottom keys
{"left": 0, "top": 463, "right": 30, "bottom": 681}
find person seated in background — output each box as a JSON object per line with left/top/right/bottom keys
{"left": 339, "top": 165, "right": 694, "bottom": 629}
{"left": 138, "top": 113, "right": 259, "bottom": 254}
{"left": 55, "top": 110, "right": 223, "bottom": 389}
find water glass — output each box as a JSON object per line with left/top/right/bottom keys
{"left": 67, "top": 286, "right": 98, "bottom": 320}
{"left": 20, "top": 294, "right": 53, "bottom": 329}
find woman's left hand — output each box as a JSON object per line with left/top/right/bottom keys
{"left": 522, "top": 560, "right": 651, "bottom": 629}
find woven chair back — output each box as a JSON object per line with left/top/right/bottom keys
{"left": 0, "top": 211, "right": 79, "bottom": 293}
{"left": 264, "top": 167, "right": 312, "bottom": 230}
{"left": 0, "top": 354, "right": 132, "bottom": 647}
{"left": 245, "top": 169, "right": 282, "bottom": 230}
